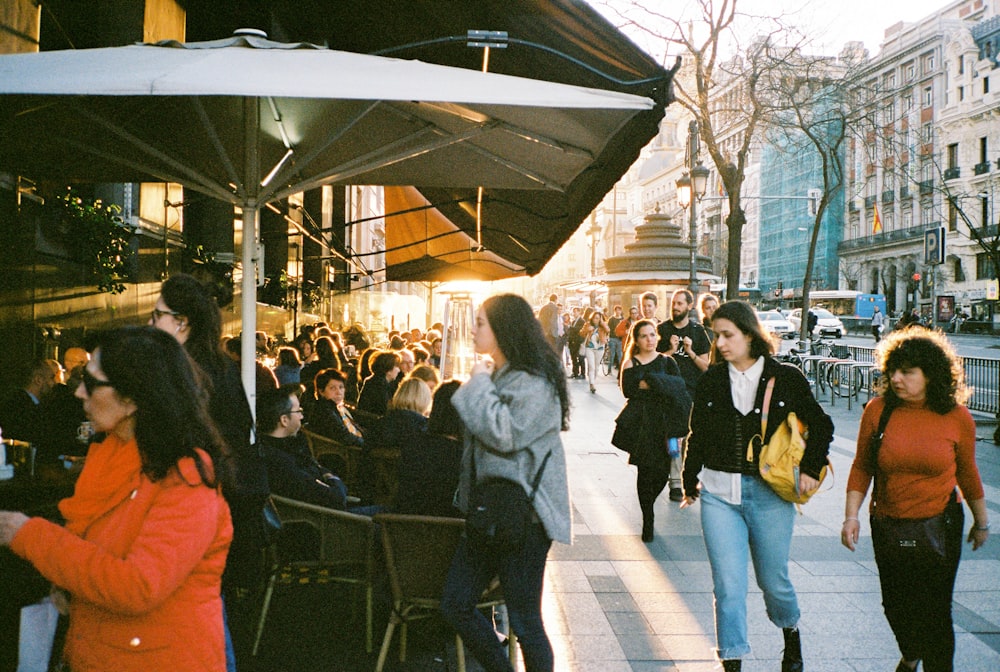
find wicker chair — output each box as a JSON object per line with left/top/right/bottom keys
{"left": 373, "top": 513, "right": 516, "bottom": 672}
{"left": 252, "top": 495, "right": 377, "bottom": 655}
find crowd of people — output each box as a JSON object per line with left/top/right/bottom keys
{"left": 0, "top": 275, "right": 991, "bottom": 672}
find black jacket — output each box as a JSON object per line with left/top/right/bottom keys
{"left": 683, "top": 357, "right": 833, "bottom": 498}
{"left": 308, "top": 397, "right": 365, "bottom": 447}
{"left": 259, "top": 433, "right": 348, "bottom": 510}
{"left": 611, "top": 355, "right": 691, "bottom": 470}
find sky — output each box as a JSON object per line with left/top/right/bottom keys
{"left": 590, "top": 0, "right": 958, "bottom": 65}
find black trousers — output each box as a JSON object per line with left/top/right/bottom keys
{"left": 872, "top": 502, "right": 964, "bottom": 672}
{"left": 636, "top": 460, "right": 670, "bottom": 522}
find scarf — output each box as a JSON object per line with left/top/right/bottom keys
{"left": 59, "top": 434, "right": 143, "bottom": 536}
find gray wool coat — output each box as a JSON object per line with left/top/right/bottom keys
{"left": 451, "top": 365, "right": 572, "bottom": 545}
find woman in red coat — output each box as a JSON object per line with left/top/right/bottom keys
{"left": 0, "top": 326, "right": 232, "bottom": 672}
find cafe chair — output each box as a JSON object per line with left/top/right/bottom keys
{"left": 302, "top": 428, "right": 362, "bottom": 488}
{"left": 252, "top": 495, "right": 377, "bottom": 656}
{"left": 373, "top": 513, "right": 516, "bottom": 672}
{"left": 369, "top": 447, "right": 401, "bottom": 507}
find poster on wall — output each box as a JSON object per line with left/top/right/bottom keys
{"left": 937, "top": 295, "right": 955, "bottom": 322}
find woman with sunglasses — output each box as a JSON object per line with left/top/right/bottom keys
{"left": 150, "top": 273, "right": 258, "bottom": 666}
{"left": 0, "top": 326, "right": 232, "bottom": 671}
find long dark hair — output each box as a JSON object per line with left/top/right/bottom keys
{"left": 625, "top": 318, "right": 658, "bottom": 361}
{"left": 160, "top": 273, "right": 228, "bottom": 377}
{"left": 97, "top": 326, "right": 225, "bottom": 487}
{"left": 708, "top": 301, "right": 774, "bottom": 364}
{"left": 427, "top": 380, "right": 462, "bottom": 437}
{"left": 875, "top": 328, "right": 968, "bottom": 413}
{"left": 482, "top": 294, "right": 570, "bottom": 430}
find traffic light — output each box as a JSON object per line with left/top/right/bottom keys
{"left": 912, "top": 272, "right": 921, "bottom": 282}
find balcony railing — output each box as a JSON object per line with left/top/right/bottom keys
{"left": 848, "top": 200, "right": 859, "bottom": 212}
{"left": 919, "top": 180, "right": 934, "bottom": 194}
{"left": 864, "top": 195, "right": 877, "bottom": 208}
{"left": 900, "top": 185, "right": 910, "bottom": 199}
{"left": 944, "top": 166, "right": 961, "bottom": 180}
{"left": 882, "top": 190, "right": 895, "bottom": 204}
{"left": 837, "top": 223, "right": 931, "bottom": 252}
{"left": 974, "top": 161, "right": 991, "bottom": 175}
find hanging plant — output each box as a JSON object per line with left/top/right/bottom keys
{"left": 56, "top": 189, "right": 133, "bottom": 294}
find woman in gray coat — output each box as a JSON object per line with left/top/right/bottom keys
{"left": 442, "top": 293, "right": 571, "bottom": 672}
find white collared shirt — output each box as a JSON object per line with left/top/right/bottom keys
{"left": 698, "top": 356, "right": 765, "bottom": 504}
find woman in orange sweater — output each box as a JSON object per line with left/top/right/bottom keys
{"left": 842, "top": 328, "right": 989, "bottom": 672}
{"left": 0, "top": 327, "right": 232, "bottom": 672}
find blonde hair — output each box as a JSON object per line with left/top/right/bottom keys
{"left": 388, "top": 377, "right": 433, "bottom": 415}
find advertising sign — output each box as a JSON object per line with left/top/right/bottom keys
{"left": 937, "top": 295, "right": 955, "bottom": 322}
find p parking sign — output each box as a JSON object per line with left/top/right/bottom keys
{"left": 924, "top": 227, "right": 945, "bottom": 265}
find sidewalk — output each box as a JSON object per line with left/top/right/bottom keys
{"left": 541, "top": 372, "right": 1000, "bottom": 672}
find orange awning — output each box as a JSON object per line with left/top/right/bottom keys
{"left": 384, "top": 186, "right": 526, "bottom": 282}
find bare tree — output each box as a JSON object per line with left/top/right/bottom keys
{"left": 762, "top": 51, "right": 851, "bottom": 341}
{"left": 607, "top": 0, "right": 805, "bottom": 298}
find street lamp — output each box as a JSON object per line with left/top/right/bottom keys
{"left": 677, "top": 157, "right": 710, "bottom": 296}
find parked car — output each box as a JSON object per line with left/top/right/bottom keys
{"left": 756, "top": 310, "right": 795, "bottom": 339}
{"left": 787, "top": 307, "right": 846, "bottom": 338}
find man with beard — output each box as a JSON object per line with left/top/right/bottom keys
{"left": 656, "top": 289, "right": 710, "bottom": 501}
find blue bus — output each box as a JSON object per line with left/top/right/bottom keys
{"left": 809, "top": 290, "right": 887, "bottom": 318}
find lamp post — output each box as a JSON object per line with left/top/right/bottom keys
{"left": 676, "top": 129, "right": 710, "bottom": 297}
{"left": 587, "top": 214, "right": 602, "bottom": 306}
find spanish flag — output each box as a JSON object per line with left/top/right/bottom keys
{"left": 872, "top": 203, "right": 882, "bottom": 234}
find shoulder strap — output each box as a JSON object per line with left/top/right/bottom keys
{"left": 528, "top": 450, "right": 553, "bottom": 502}
{"left": 869, "top": 402, "right": 894, "bottom": 506}
{"left": 747, "top": 377, "right": 775, "bottom": 462}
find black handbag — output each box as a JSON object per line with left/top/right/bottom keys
{"left": 868, "top": 404, "right": 956, "bottom": 558}
{"left": 466, "top": 451, "right": 551, "bottom": 554}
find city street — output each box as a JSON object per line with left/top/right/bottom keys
{"left": 541, "top": 365, "right": 1000, "bottom": 672}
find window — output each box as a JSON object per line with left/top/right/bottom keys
{"left": 923, "top": 86, "right": 933, "bottom": 107}
{"left": 921, "top": 123, "right": 933, "bottom": 144}
{"left": 885, "top": 212, "right": 895, "bottom": 231}
{"left": 904, "top": 94, "right": 914, "bottom": 111}
{"left": 921, "top": 161, "right": 933, "bottom": 182}
{"left": 981, "top": 137, "right": 988, "bottom": 163}
{"left": 977, "top": 253, "right": 997, "bottom": 280}
{"left": 959, "top": 57, "right": 964, "bottom": 75}
{"left": 903, "top": 211, "right": 913, "bottom": 229}
{"left": 906, "top": 63, "right": 915, "bottom": 81}
{"left": 883, "top": 103, "right": 894, "bottom": 123}
{"left": 884, "top": 171, "right": 895, "bottom": 190}
{"left": 924, "top": 53, "right": 935, "bottom": 73}
{"left": 986, "top": 77, "right": 991, "bottom": 94}
{"left": 982, "top": 196, "right": 989, "bottom": 228}
{"left": 959, "top": 86, "right": 965, "bottom": 101}
{"left": 947, "top": 143, "right": 959, "bottom": 169}
{"left": 921, "top": 206, "right": 933, "bottom": 226}
{"left": 885, "top": 72, "right": 896, "bottom": 89}
{"left": 953, "top": 258, "right": 965, "bottom": 282}
{"left": 948, "top": 197, "right": 958, "bottom": 231}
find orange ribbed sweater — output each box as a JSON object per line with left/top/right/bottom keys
{"left": 848, "top": 396, "right": 983, "bottom": 519}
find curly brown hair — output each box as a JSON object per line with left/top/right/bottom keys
{"left": 875, "top": 327, "right": 969, "bottom": 413}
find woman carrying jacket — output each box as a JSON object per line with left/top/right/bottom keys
{"left": 682, "top": 301, "right": 833, "bottom": 672}
{"left": 0, "top": 327, "right": 232, "bottom": 672}
{"left": 442, "top": 294, "right": 571, "bottom": 672}
{"left": 611, "top": 319, "right": 691, "bottom": 542}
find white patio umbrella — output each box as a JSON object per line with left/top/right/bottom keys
{"left": 0, "top": 31, "right": 655, "bottom": 407}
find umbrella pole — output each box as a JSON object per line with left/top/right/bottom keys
{"left": 241, "top": 97, "right": 260, "bottom": 422}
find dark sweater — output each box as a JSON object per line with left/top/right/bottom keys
{"left": 259, "top": 433, "right": 348, "bottom": 510}
{"left": 683, "top": 357, "right": 833, "bottom": 498}
{"left": 308, "top": 397, "right": 365, "bottom": 447}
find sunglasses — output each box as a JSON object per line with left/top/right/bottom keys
{"left": 82, "top": 369, "right": 115, "bottom": 395}
{"left": 151, "top": 308, "right": 182, "bottom": 321}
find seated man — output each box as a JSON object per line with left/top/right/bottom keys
{"left": 0, "top": 358, "right": 62, "bottom": 447}
{"left": 256, "top": 385, "right": 348, "bottom": 510}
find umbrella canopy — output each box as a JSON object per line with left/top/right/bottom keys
{"left": 0, "top": 32, "right": 655, "bottom": 406}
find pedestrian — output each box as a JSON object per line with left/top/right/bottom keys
{"left": 842, "top": 329, "right": 988, "bottom": 672}
{"left": 581, "top": 310, "right": 609, "bottom": 393}
{"left": 606, "top": 305, "right": 625, "bottom": 371}
{"left": 441, "top": 294, "right": 571, "bottom": 672}
{"left": 611, "top": 319, "right": 691, "bottom": 542}
{"left": 682, "top": 301, "right": 834, "bottom": 672}
{"left": 871, "top": 305, "right": 886, "bottom": 342}
{"left": 698, "top": 293, "right": 720, "bottom": 343}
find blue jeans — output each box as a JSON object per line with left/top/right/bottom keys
{"left": 608, "top": 337, "right": 623, "bottom": 369}
{"left": 441, "top": 522, "right": 553, "bottom": 672}
{"left": 700, "top": 475, "right": 800, "bottom": 660}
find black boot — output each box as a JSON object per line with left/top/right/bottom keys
{"left": 641, "top": 511, "right": 654, "bottom": 542}
{"left": 722, "top": 660, "right": 741, "bottom": 672}
{"left": 781, "top": 627, "right": 803, "bottom": 672}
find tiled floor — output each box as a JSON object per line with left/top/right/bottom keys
{"left": 537, "top": 373, "right": 1000, "bottom": 672}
